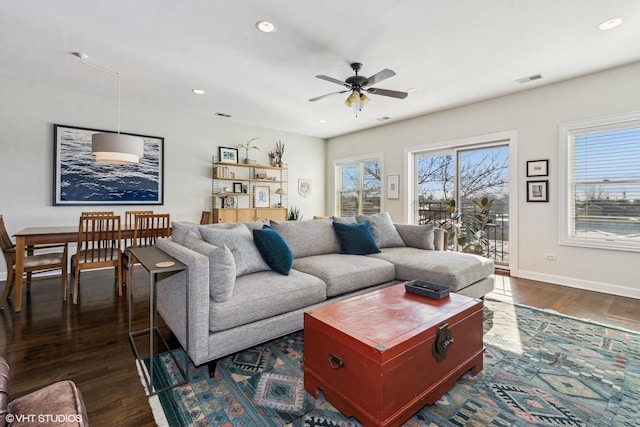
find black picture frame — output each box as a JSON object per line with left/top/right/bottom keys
{"left": 219, "top": 146, "right": 239, "bottom": 163}
{"left": 527, "top": 180, "right": 549, "bottom": 202}
{"left": 232, "top": 182, "right": 243, "bottom": 193}
{"left": 526, "top": 159, "right": 548, "bottom": 177}
{"left": 53, "top": 124, "right": 164, "bottom": 205}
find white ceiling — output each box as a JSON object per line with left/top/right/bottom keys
{"left": 1, "top": 1, "right": 639, "bottom": 139}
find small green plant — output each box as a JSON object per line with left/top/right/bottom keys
{"left": 288, "top": 206, "right": 302, "bottom": 220}
{"left": 236, "top": 138, "right": 260, "bottom": 161}
{"left": 274, "top": 140, "right": 285, "bottom": 165}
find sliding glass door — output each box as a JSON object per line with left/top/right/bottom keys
{"left": 415, "top": 144, "right": 509, "bottom": 266}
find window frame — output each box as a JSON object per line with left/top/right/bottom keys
{"left": 559, "top": 111, "right": 640, "bottom": 252}
{"left": 334, "top": 153, "right": 383, "bottom": 217}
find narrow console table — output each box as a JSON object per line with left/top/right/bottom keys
{"left": 128, "top": 246, "right": 189, "bottom": 396}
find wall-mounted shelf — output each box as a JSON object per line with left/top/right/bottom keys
{"left": 212, "top": 157, "right": 288, "bottom": 223}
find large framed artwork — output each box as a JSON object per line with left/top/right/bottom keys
{"left": 53, "top": 124, "right": 164, "bottom": 205}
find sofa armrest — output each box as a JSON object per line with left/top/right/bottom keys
{"left": 435, "top": 228, "right": 448, "bottom": 251}
{"left": 156, "top": 238, "right": 211, "bottom": 366}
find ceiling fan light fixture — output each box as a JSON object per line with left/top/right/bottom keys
{"left": 344, "top": 90, "right": 360, "bottom": 108}
{"left": 360, "top": 93, "right": 370, "bottom": 106}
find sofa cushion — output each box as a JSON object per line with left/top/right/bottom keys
{"left": 394, "top": 223, "right": 435, "bottom": 250}
{"left": 356, "top": 212, "right": 405, "bottom": 248}
{"left": 183, "top": 232, "right": 236, "bottom": 302}
{"left": 370, "top": 247, "right": 494, "bottom": 292}
{"left": 253, "top": 225, "right": 293, "bottom": 275}
{"left": 199, "top": 224, "right": 269, "bottom": 276}
{"left": 293, "top": 253, "right": 395, "bottom": 297}
{"left": 209, "top": 269, "right": 326, "bottom": 332}
{"left": 333, "top": 220, "right": 380, "bottom": 255}
{"left": 270, "top": 219, "right": 341, "bottom": 258}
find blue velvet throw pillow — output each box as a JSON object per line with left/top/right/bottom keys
{"left": 253, "top": 225, "right": 293, "bottom": 275}
{"left": 332, "top": 220, "right": 381, "bottom": 255}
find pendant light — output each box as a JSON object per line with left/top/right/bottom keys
{"left": 73, "top": 52, "right": 144, "bottom": 165}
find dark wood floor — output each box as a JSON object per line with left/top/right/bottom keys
{"left": 1, "top": 271, "right": 638, "bottom": 426}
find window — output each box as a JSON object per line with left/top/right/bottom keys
{"left": 560, "top": 112, "right": 640, "bottom": 251}
{"left": 335, "top": 156, "right": 382, "bottom": 216}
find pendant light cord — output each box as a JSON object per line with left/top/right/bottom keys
{"left": 75, "top": 53, "right": 122, "bottom": 134}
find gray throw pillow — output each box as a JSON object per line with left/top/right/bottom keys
{"left": 183, "top": 232, "right": 236, "bottom": 302}
{"left": 171, "top": 221, "right": 199, "bottom": 245}
{"left": 394, "top": 223, "right": 435, "bottom": 250}
{"left": 198, "top": 223, "right": 269, "bottom": 276}
{"left": 331, "top": 216, "right": 357, "bottom": 224}
{"left": 356, "top": 212, "right": 405, "bottom": 248}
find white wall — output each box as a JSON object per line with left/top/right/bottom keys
{"left": 327, "top": 61, "right": 640, "bottom": 299}
{"left": 0, "top": 77, "right": 326, "bottom": 278}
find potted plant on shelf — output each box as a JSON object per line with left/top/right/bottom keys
{"left": 268, "top": 151, "right": 276, "bottom": 166}
{"left": 236, "top": 138, "right": 260, "bottom": 164}
{"left": 274, "top": 140, "right": 285, "bottom": 167}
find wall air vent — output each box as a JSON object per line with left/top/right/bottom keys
{"left": 376, "top": 116, "right": 392, "bottom": 122}
{"left": 215, "top": 112, "right": 232, "bottom": 118}
{"left": 516, "top": 74, "right": 543, "bottom": 84}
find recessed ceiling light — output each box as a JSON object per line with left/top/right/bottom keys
{"left": 407, "top": 87, "right": 419, "bottom": 93}
{"left": 598, "top": 18, "right": 623, "bottom": 31}
{"left": 255, "top": 20, "right": 277, "bottom": 33}
{"left": 318, "top": 119, "right": 327, "bottom": 124}
{"left": 192, "top": 89, "right": 205, "bottom": 95}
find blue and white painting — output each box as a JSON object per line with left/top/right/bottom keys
{"left": 53, "top": 124, "right": 164, "bottom": 205}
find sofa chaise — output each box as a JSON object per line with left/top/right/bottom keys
{"left": 155, "top": 213, "right": 494, "bottom": 371}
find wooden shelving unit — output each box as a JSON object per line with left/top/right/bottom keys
{"left": 212, "top": 157, "right": 288, "bottom": 223}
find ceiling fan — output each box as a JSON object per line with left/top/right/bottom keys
{"left": 309, "top": 62, "right": 408, "bottom": 111}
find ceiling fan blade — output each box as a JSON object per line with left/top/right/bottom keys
{"left": 316, "top": 75, "right": 349, "bottom": 87}
{"left": 309, "top": 90, "right": 349, "bottom": 102}
{"left": 365, "top": 69, "right": 396, "bottom": 86}
{"left": 366, "top": 87, "right": 408, "bottom": 99}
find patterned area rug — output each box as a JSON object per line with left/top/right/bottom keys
{"left": 143, "top": 299, "right": 639, "bottom": 426}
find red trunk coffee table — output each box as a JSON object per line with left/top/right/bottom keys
{"left": 303, "top": 283, "right": 484, "bottom": 427}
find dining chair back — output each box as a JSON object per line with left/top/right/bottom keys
{"left": 122, "top": 213, "right": 171, "bottom": 291}
{"left": 123, "top": 210, "right": 154, "bottom": 249}
{"left": 0, "top": 215, "right": 68, "bottom": 309}
{"left": 70, "top": 214, "right": 122, "bottom": 304}
{"left": 80, "top": 211, "right": 115, "bottom": 217}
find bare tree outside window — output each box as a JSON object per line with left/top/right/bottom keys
{"left": 337, "top": 159, "right": 381, "bottom": 216}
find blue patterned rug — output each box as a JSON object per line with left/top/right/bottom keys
{"left": 142, "top": 299, "right": 639, "bottom": 426}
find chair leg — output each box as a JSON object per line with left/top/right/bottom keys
{"left": 61, "top": 264, "right": 68, "bottom": 302}
{"left": 0, "top": 270, "right": 14, "bottom": 309}
{"left": 116, "top": 262, "right": 123, "bottom": 297}
{"left": 72, "top": 267, "right": 80, "bottom": 305}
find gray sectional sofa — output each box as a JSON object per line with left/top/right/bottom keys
{"left": 155, "top": 213, "right": 494, "bottom": 368}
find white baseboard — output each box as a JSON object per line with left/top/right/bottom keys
{"left": 515, "top": 269, "right": 640, "bottom": 300}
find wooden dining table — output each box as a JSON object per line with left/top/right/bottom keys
{"left": 10, "top": 224, "right": 138, "bottom": 312}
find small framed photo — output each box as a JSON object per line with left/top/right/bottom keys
{"left": 254, "top": 186, "right": 270, "bottom": 208}
{"left": 526, "top": 159, "right": 548, "bottom": 177}
{"left": 232, "top": 182, "right": 243, "bottom": 193}
{"left": 387, "top": 174, "right": 399, "bottom": 199}
{"left": 226, "top": 195, "right": 238, "bottom": 208}
{"left": 219, "top": 146, "right": 238, "bottom": 163}
{"left": 527, "top": 180, "right": 549, "bottom": 202}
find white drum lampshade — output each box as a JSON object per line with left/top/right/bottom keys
{"left": 92, "top": 132, "right": 144, "bottom": 165}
